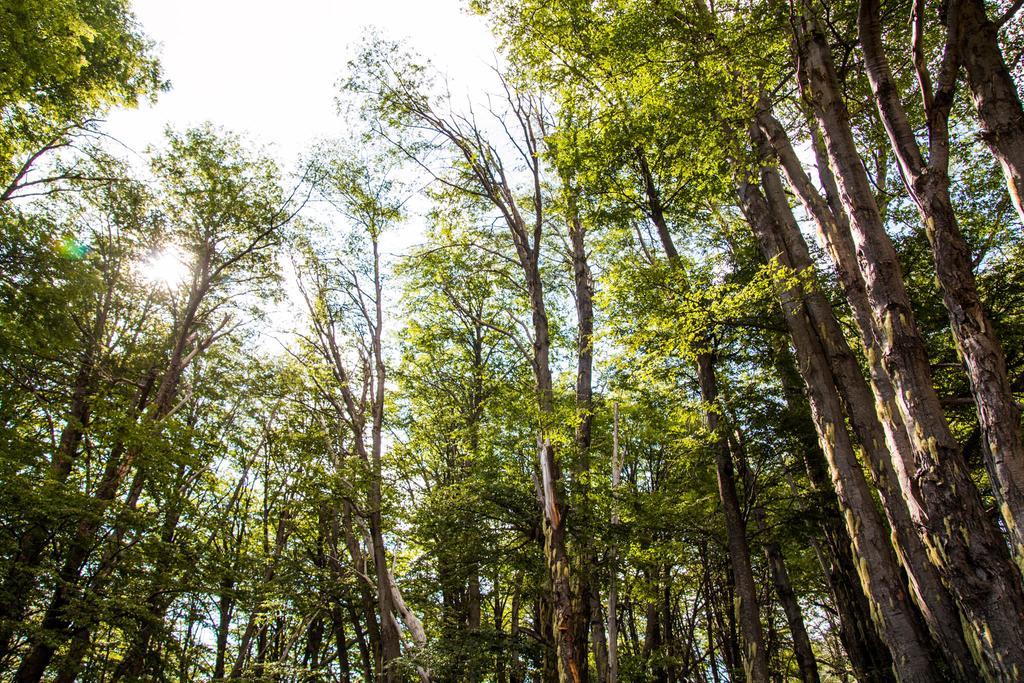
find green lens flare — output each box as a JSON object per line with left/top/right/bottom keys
{"left": 58, "top": 237, "right": 89, "bottom": 260}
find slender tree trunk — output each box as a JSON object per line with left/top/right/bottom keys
{"left": 347, "top": 603, "right": 374, "bottom": 683}
{"left": 113, "top": 465, "right": 196, "bottom": 681}
{"left": 228, "top": 513, "right": 292, "bottom": 680}
{"left": 368, "top": 510, "right": 402, "bottom": 680}
{"left": 15, "top": 264, "right": 210, "bottom": 682}
{"left": 642, "top": 580, "right": 663, "bottom": 681}
{"left": 639, "top": 143, "right": 768, "bottom": 681}
{"left": 214, "top": 580, "right": 235, "bottom": 680}
{"left": 520, "top": 229, "right": 581, "bottom": 683}
{"left": 607, "top": 403, "right": 621, "bottom": 683}
{"left": 0, "top": 287, "right": 114, "bottom": 658}
{"left": 719, "top": 565, "right": 742, "bottom": 682}
{"left": 334, "top": 605, "right": 352, "bottom": 683}
{"left": 697, "top": 352, "right": 771, "bottom": 683}
{"left": 589, "top": 587, "right": 609, "bottom": 683}
{"left": 408, "top": 89, "right": 583, "bottom": 683}
{"left": 337, "top": 501, "right": 382, "bottom": 672}
{"left": 511, "top": 573, "right": 524, "bottom": 683}
{"left": 568, "top": 199, "right": 595, "bottom": 682}
{"left": 734, "top": 433, "right": 820, "bottom": 683}
{"left": 703, "top": 560, "right": 721, "bottom": 683}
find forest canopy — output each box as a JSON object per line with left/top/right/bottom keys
{"left": 3, "top": 0, "right": 1024, "bottom": 681}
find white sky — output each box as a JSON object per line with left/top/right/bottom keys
{"left": 106, "top": 0, "right": 497, "bottom": 163}
{"left": 106, "top": 0, "right": 504, "bottom": 348}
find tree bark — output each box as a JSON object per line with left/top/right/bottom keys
{"left": 859, "top": 0, "right": 1024, "bottom": 565}
{"left": 751, "top": 114, "right": 978, "bottom": 679}
{"left": 569, "top": 198, "right": 595, "bottom": 682}
{"left": 794, "top": 10, "right": 1024, "bottom": 678}
{"left": 773, "top": 347, "right": 896, "bottom": 683}
{"left": 959, "top": 0, "right": 1024, "bottom": 224}
{"left": 737, "top": 177, "right": 940, "bottom": 682}
{"left": 696, "top": 352, "right": 771, "bottom": 683}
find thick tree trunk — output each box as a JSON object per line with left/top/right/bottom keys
{"left": 794, "top": 11, "right": 1024, "bottom": 679}
{"left": 738, "top": 177, "right": 940, "bottom": 682}
{"left": 959, "top": 0, "right": 1024, "bottom": 224}
{"left": 773, "top": 347, "right": 896, "bottom": 683}
{"left": 859, "top": 0, "right": 1024, "bottom": 565}
{"left": 751, "top": 117, "right": 978, "bottom": 679}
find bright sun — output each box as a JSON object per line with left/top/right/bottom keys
{"left": 143, "top": 246, "right": 191, "bottom": 287}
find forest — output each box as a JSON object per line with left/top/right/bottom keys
{"left": 3, "top": 0, "right": 1024, "bottom": 680}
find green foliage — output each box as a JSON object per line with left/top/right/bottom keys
{"left": 4, "top": 0, "right": 1024, "bottom": 680}
{"left": 1, "top": 0, "right": 164, "bottom": 198}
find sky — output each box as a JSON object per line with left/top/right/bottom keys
{"left": 108, "top": 0, "right": 502, "bottom": 345}
{"left": 106, "top": 0, "right": 498, "bottom": 163}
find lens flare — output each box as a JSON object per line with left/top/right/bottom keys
{"left": 58, "top": 237, "right": 89, "bottom": 260}
{"left": 142, "top": 246, "right": 190, "bottom": 287}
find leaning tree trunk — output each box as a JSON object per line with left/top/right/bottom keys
{"left": 859, "top": 0, "right": 1024, "bottom": 565}
{"left": 772, "top": 347, "right": 896, "bottom": 683}
{"left": 794, "top": 10, "right": 1024, "bottom": 679}
{"left": 0, "top": 285, "right": 115, "bottom": 659}
{"left": 737, "top": 177, "right": 940, "bottom": 682}
{"left": 958, "top": 0, "right": 1024, "bottom": 225}
{"left": 750, "top": 117, "right": 978, "bottom": 679}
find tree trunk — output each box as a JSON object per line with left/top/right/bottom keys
{"left": 794, "top": 10, "right": 1024, "bottom": 679}
{"left": 569, "top": 199, "right": 595, "bottom": 682}
{"left": 774, "top": 346, "right": 896, "bottom": 683}
{"left": 214, "top": 580, "right": 235, "bottom": 680}
{"left": 0, "top": 283, "right": 113, "bottom": 659}
{"left": 607, "top": 403, "right": 621, "bottom": 683}
{"left": 735, "top": 433, "right": 820, "bottom": 683}
{"left": 751, "top": 115, "right": 978, "bottom": 679}
{"left": 334, "top": 605, "right": 352, "bottom": 683}
{"left": 959, "top": 0, "right": 1024, "bottom": 224}
{"left": 697, "top": 352, "right": 771, "bottom": 683}
{"left": 737, "top": 176, "right": 941, "bottom": 682}
{"left": 859, "top": 0, "right": 1024, "bottom": 566}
